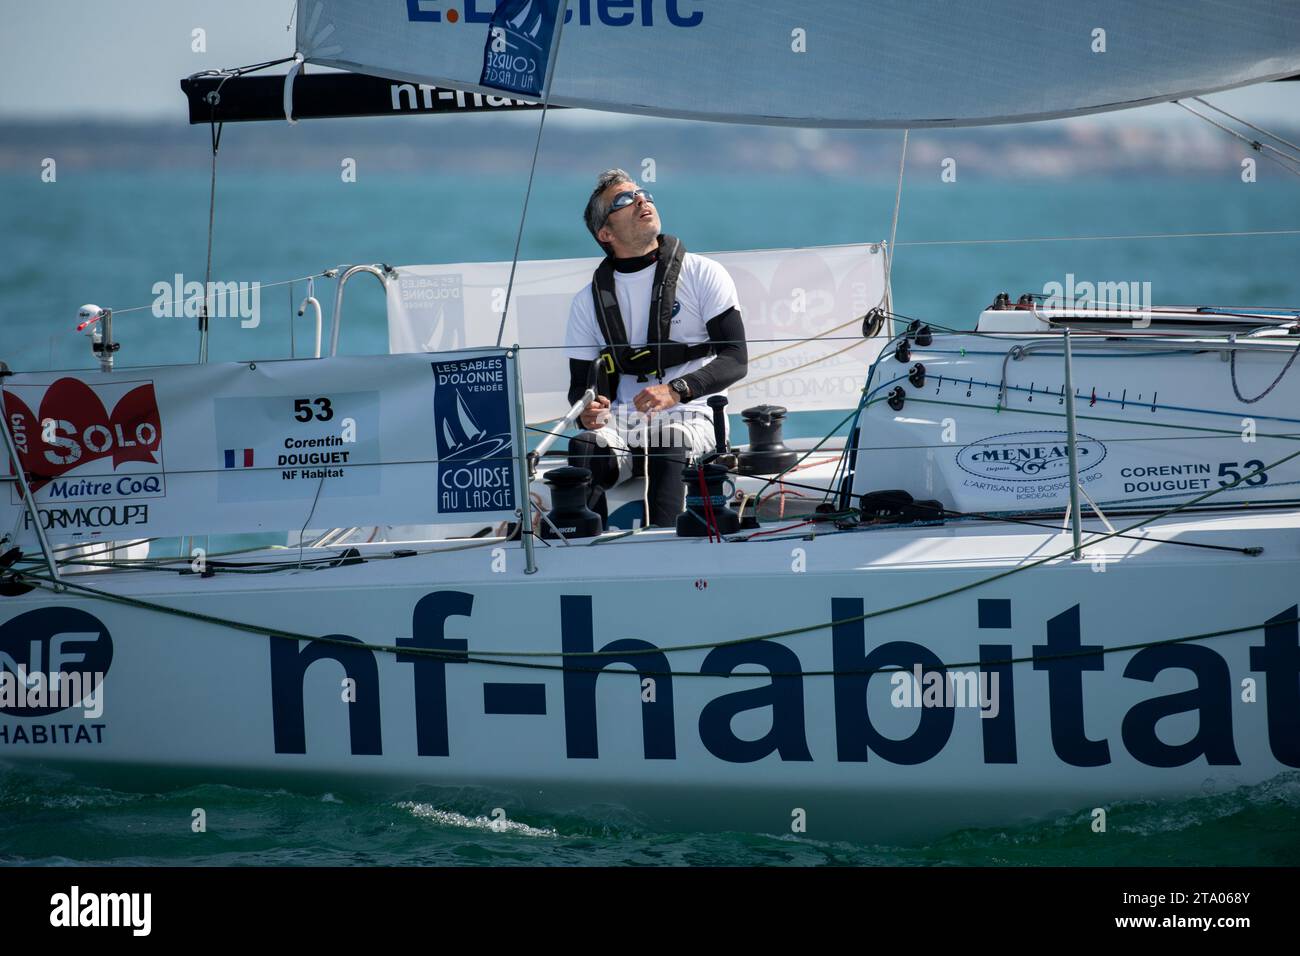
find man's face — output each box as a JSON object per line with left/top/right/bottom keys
{"left": 596, "top": 182, "right": 660, "bottom": 254}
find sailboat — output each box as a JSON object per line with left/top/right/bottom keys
{"left": 1, "top": 0, "right": 1299, "bottom": 843}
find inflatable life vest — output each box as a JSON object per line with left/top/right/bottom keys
{"left": 589, "top": 234, "right": 712, "bottom": 397}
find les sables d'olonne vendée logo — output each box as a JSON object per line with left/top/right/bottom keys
{"left": 4, "top": 378, "right": 163, "bottom": 497}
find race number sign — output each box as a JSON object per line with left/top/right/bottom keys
{"left": 0, "top": 350, "right": 520, "bottom": 544}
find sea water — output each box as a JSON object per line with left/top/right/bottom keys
{"left": 0, "top": 167, "right": 1298, "bottom": 865}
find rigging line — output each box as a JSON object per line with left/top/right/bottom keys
{"left": 13, "top": 566, "right": 1288, "bottom": 679}
{"left": 186, "top": 55, "right": 300, "bottom": 82}
{"left": 1231, "top": 340, "right": 1300, "bottom": 403}
{"left": 884, "top": 129, "right": 908, "bottom": 332}
{"left": 16, "top": 399, "right": 1291, "bottom": 661}
{"left": 199, "top": 106, "right": 224, "bottom": 364}
{"left": 51, "top": 271, "right": 336, "bottom": 320}
{"left": 903, "top": 393, "right": 1300, "bottom": 439}
{"left": 1172, "top": 101, "right": 1300, "bottom": 179}
{"left": 1191, "top": 96, "right": 1300, "bottom": 157}
{"left": 895, "top": 228, "right": 1300, "bottom": 247}
{"left": 744, "top": 302, "right": 881, "bottom": 365}
{"left": 12, "top": 567, "right": 1289, "bottom": 681}
{"left": 750, "top": 402, "right": 866, "bottom": 507}
{"left": 737, "top": 337, "right": 869, "bottom": 391}
{"left": 494, "top": 0, "right": 571, "bottom": 348}
{"left": 296, "top": 471, "right": 328, "bottom": 570}
{"left": 876, "top": 500, "right": 1256, "bottom": 556}
{"left": 440, "top": 317, "right": 1298, "bottom": 356}
{"left": 473, "top": 333, "right": 890, "bottom": 353}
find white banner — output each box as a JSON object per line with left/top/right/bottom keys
{"left": 1, "top": 350, "right": 520, "bottom": 544}
{"left": 387, "top": 242, "right": 888, "bottom": 421}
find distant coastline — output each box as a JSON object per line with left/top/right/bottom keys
{"left": 1, "top": 115, "right": 1292, "bottom": 178}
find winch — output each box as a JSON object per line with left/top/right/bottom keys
{"left": 737, "top": 404, "right": 798, "bottom": 476}
{"left": 540, "top": 466, "right": 603, "bottom": 540}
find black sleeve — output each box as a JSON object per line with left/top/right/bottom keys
{"left": 568, "top": 358, "right": 594, "bottom": 406}
{"left": 679, "top": 306, "right": 747, "bottom": 398}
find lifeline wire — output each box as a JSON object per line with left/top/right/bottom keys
{"left": 9, "top": 315, "right": 1297, "bottom": 653}
{"left": 12, "top": 568, "right": 1292, "bottom": 681}
{"left": 15, "top": 414, "right": 1292, "bottom": 667}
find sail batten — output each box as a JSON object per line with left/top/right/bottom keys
{"left": 298, "top": 1, "right": 1300, "bottom": 128}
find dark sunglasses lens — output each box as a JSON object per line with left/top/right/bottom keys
{"left": 611, "top": 190, "right": 652, "bottom": 211}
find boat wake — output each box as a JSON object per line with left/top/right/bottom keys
{"left": 395, "top": 800, "right": 558, "bottom": 838}
{"left": 0, "top": 768, "right": 1296, "bottom": 866}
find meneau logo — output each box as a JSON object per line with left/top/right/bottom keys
{"left": 957, "top": 430, "right": 1106, "bottom": 483}
{"left": 406, "top": 0, "right": 703, "bottom": 27}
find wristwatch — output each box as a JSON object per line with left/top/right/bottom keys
{"left": 669, "top": 378, "right": 692, "bottom": 402}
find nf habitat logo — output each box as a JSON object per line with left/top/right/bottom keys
{"left": 0, "top": 607, "right": 111, "bottom": 720}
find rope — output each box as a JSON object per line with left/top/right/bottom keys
{"left": 738, "top": 337, "right": 870, "bottom": 391}
{"left": 494, "top": 0, "right": 571, "bottom": 348}
{"left": 743, "top": 302, "right": 881, "bottom": 366}
{"left": 1172, "top": 101, "right": 1300, "bottom": 179}
{"left": 183, "top": 56, "right": 304, "bottom": 362}
{"left": 199, "top": 106, "right": 223, "bottom": 363}
{"left": 11, "top": 567, "right": 1290, "bottom": 680}
{"left": 9, "top": 386, "right": 1291, "bottom": 667}
{"left": 885, "top": 129, "right": 908, "bottom": 330}
{"left": 1191, "top": 96, "right": 1300, "bottom": 156}
{"left": 894, "top": 228, "right": 1300, "bottom": 247}
{"left": 1230, "top": 343, "right": 1300, "bottom": 403}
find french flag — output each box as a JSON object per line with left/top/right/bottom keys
{"left": 224, "top": 448, "right": 254, "bottom": 469}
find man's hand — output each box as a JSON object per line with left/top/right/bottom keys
{"left": 633, "top": 384, "right": 679, "bottom": 416}
{"left": 579, "top": 394, "right": 611, "bottom": 430}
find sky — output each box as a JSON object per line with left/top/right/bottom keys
{"left": 0, "top": 0, "right": 1295, "bottom": 128}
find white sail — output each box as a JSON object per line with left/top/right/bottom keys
{"left": 387, "top": 242, "right": 888, "bottom": 420}
{"left": 298, "top": 0, "right": 1300, "bottom": 127}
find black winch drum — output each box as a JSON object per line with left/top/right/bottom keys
{"left": 540, "top": 466, "right": 603, "bottom": 540}
{"left": 677, "top": 461, "right": 741, "bottom": 537}
{"left": 737, "top": 404, "right": 798, "bottom": 476}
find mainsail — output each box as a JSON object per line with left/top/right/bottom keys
{"left": 297, "top": 0, "right": 1300, "bottom": 127}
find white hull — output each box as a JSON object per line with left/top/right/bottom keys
{"left": 3, "top": 506, "right": 1296, "bottom": 842}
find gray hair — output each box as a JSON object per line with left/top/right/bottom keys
{"left": 583, "top": 168, "right": 635, "bottom": 254}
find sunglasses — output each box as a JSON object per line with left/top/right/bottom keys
{"left": 603, "top": 189, "right": 654, "bottom": 225}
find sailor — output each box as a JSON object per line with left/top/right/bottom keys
{"left": 564, "top": 168, "right": 748, "bottom": 528}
